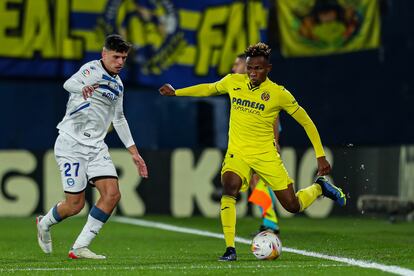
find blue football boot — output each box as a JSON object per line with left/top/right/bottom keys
{"left": 218, "top": 247, "right": 237, "bottom": 261}
{"left": 315, "top": 176, "right": 347, "bottom": 207}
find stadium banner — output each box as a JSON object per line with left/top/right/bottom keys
{"left": 276, "top": 0, "right": 380, "bottom": 57}
{"left": 0, "top": 0, "right": 269, "bottom": 87}
{"left": 1, "top": 145, "right": 411, "bottom": 218}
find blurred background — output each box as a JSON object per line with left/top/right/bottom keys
{"left": 0, "top": 0, "right": 413, "bottom": 220}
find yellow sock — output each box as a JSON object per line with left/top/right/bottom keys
{"left": 263, "top": 187, "right": 279, "bottom": 226}
{"left": 296, "top": 184, "right": 322, "bottom": 212}
{"left": 220, "top": 195, "right": 236, "bottom": 248}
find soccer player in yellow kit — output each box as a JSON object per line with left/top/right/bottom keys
{"left": 233, "top": 53, "right": 281, "bottom": 235}
{"left": 159, "top": 42, "right": 346, "bottom": 261}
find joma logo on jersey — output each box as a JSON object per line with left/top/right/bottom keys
{"left": 102, "top": 92, "right": 117, "bottom": 101}
{"left": 232, "top": 97, "right": 265, "bottom": 111}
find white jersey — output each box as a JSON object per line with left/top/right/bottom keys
{"left": 58, "top": 60, "right": 134, "bottom": 148}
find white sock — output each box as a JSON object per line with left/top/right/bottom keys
{"left": 39, "top": 204, "right": 62, "bottom": 231}
{"left": 72, "top": 215, "right": 104, "bottom": 249}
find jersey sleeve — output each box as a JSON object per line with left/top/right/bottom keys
{"left": 112, "top": 93, "right": 135, "bottom": 148}
{"left": 278, "top": 86, "right": 325, "bottom": 157}
{"left": 63, "top": 63, "right": 100, "bottom": 94}
{"left": 290, "top": 106, "right": 325, "bottom": 158}
{"left": 278, "top": 87, "right": 300, "bottom": 115}
{"left": 175, "top": 74, "right": 232, "bottom": 97}
{"left": 213, "top": 74, "right": 232, "bottom": 94}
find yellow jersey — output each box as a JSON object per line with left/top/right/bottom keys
{"left": 175, "top": 73, "right": 325, "bottom": 158}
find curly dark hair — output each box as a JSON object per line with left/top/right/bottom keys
{"left": 244, "top": 42, "right": 271, "bottom": 61}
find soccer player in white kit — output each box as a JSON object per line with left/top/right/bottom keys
{"left": 36, "top": 34, "right": 148, "bottom": 259}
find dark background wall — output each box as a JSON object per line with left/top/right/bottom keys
{"left": 1, "top": 0, "right": 413, "bottom": 150}
{"left": 268, "top": 0, "right": 414, "bottom": 147}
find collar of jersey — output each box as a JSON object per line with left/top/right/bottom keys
{"left": 100, "top": 60, "right": 118, "bottom": 78}
{"left": 245, "top": 76, "right": 270, "bottom": 91}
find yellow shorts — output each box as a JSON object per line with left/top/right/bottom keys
{"left": 221, "top": 150, "right": 293, "bottom": 192}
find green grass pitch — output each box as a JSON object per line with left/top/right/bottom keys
{"left": 0, "top": 216, "right": 413, "bottom": 275}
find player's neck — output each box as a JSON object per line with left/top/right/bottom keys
{"left": 100, "top": 60, "right": 117, "bottom": 77}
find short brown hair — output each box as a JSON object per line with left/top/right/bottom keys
{"left": 244, "top": 42, "right": 271, "bottom": 61}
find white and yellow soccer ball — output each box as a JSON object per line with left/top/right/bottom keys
{"left": 251, "top": 231, "right": 282, "bottom": 260}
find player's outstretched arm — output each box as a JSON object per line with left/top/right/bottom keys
{"left": 159, "top": 84, "right": 176, "bottom": 96}
{"left": 127, "top": 144, "right": 148, "bottom": 178}
{"left": 160, "top": 83, "right": 221, "bottom": 97}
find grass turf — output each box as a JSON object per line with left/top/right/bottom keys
{"left": 0, "top": 216, "right": 413, "bottom": 275}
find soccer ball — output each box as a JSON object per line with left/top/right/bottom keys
{"left": 251, "top": 231, "right": 282, "bottom": 260}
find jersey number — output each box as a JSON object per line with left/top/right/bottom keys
{"left": 64, "top": 162, "right": 80, "bottom": 177}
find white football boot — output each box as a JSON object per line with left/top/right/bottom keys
{"left": 68, "top": 247, "right": 106, "bottom": 259}
{"left": 36, "top": 216, "right": 52, "bottom": 253}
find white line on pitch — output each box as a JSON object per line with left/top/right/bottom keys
{"left": 113, "top": 216, "right": 414, "bottom": 276}
{"left": 0, "top": 263, "right": 350, "bottom": 272}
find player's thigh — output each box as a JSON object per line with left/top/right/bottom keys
{"left": 87, "top": 143, "right": 118, "bottom": 181}
{"left": 252, "top": 152, "right": 293, "bottom": 192}
{"left": 54, "top": 135, "right": 88, "bottom": 193}
{"left": 221, "top": 152, "right": 253, "bottom": 192}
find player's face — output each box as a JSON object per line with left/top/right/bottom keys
{"left": 246, "top": 56, "right": 271, "bottom": 86}
{"left": 232, "top": 57, "right": 246, "bottom": 74}
{"left": 101, "top": 49, "right": 128, "bottom": 75}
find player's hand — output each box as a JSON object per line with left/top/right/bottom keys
{"left": 82, "top": 84, "right": 99, "bottom": 100}
{"left": 159, "top": 83, "right": 176, "bottom": 96}
{"left": 132, "top": 153, "right": 148, "bottom": 178}
{"left": 316, "top": 156, "right": 331, "bottom": 176}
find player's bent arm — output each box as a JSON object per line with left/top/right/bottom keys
{"left": 63, "top": 78, "right": 83, "bottom": 94}
{"left": 176, "top": 83, "right": 221, "bottom": 97}
{"left": 113, "top": 96, "right": 135, "bottom": 148}
{"left": 113, "top": 109, "right": 148, "bottom": 178}
{"left": 290, "top": 106, "right": 325, "bottom": 158}
{"left": 113, "top": 118, "right": 135, "bottom": 148}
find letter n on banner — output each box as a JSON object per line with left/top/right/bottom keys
{"left": 276, "top": 0, "right": 380, "bottom": 57}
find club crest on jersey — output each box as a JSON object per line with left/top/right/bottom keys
{"left": 261, "top": 91, "right": 270, "bottom": 101}
{"left": 67, "top": 178, "right": 75, "bottom": 187}
{"left": 81, "top": 69, "right": 90, "bottom": 77}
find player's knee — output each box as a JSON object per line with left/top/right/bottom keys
{"left": 112, "top": 191, "right": 121, "bottom": 204}
{"left": 221, "top": 172, "right": 242, "bottom": 196}
{"left": 222, "top": 182, "right": 240, "bottom": 197}
{"left": 103, "top": 190, "right": 121, "bottom": 206}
